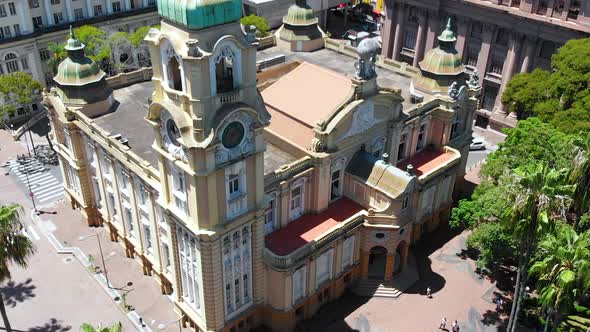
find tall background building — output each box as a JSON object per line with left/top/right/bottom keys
{"left": 380, "top": 0, "right": 589, "bottom": 131}
{"left": 0, "top": 0, "right": 159, "bottom": 87}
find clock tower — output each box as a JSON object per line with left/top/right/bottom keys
{"left": 144, "top": 1, "right": 270, "bottom": 329}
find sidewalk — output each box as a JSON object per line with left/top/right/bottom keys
{"left": 43, "top": 200, "right": 184, "bottom": 332}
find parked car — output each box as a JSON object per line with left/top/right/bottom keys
{"left": 469, "top": 138, "right": 486, "bottom": 151}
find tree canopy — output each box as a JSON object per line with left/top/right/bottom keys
{"left": 502, "top": 38, "right": 590, "bottom": 134}
{"left": 240, "top": 14, "right": 270, "bottom": 37}
{"left": 0, "top": 72, "right": 43, "bottom": 121}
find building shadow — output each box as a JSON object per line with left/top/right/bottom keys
{"left": 28, "top": 116, "right": 51, "bottom": 138}
{"left": 0, "top": 278, "right": 36, "bottom": 308}
{"left": 0, "top": 318, "right": 71, "bottom": 332}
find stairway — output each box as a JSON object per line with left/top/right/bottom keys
{"left": 353, "top": 279, "right": 403, "bottom": 298}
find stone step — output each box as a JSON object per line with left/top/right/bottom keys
{"left": 353, "top": 280, "right": 403, "bottom": 298}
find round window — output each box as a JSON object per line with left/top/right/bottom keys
{"left": 222, "top": 121, "right": 245, "bottom": 149}
{"left": 375, "top": 233, "right": 385, "bottom": 239}
{"left": 166, "top": 119, "right": 181, "bottom": 146}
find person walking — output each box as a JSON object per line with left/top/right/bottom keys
{"left": 439, "top": 317, "right": 447, "bottom": 330}
{"left": 426, "top": 286, "right": 432, "bottom": 298}
{"left": 451, "top": 320, "right": 459, "bottom": 332}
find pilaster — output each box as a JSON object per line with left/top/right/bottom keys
{"left": 424, "top": 10, "right": 440, "bottom": 56}
{"left": 65, "top": 0, "right": 74, "bottom": 22}
{"left": 412, "top": 8, "right": 427, "bottom": 67}
{"left": 381, "top": 0, "right": 395, "bottom": 58}
{"left": 455, "top": 17, "right": 469, "bottom": 59}
{"left": 494, "top": 31, "right": 523, "bottom": 113}
{"left": 43, "top": 0, "right": 53, "bottom": 25}
{"left": 520, "top": 35, "right": 537, "bottom": 72}
{"left": 476, "top": 23, "right": 496, "bottom": 78}
{"left": 391, "top": 2, "right": 406, "bottom": 61}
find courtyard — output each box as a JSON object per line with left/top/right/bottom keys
{"left": 294, "top": 224, "right": 519, "bottom": 332}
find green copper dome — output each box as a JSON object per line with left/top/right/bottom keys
{"left": 54, "top": 27, "right": 106, "bottom": 86}
{"left": 283, "top": 2, "right": 317, "bottom": 26}
{"left": 418, "top": 18, "right": 464, "bottom": 76}
{"left": 157, "top": 0, "right": 242, "bottom": 30}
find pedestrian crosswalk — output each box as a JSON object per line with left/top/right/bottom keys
{"left": 4, "top": 159, "right": 64, "bottom": 204}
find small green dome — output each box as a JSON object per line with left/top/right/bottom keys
{"left": 283, "top": 0, "right": 317, "bottom": 26}
{"left": 54, "top": 28, "right": 106, "bottom": 86}
{"left": 437, "top": 17, "right": 456, "bottom": 43}
{"left": 157, "top": 0, "right": 242, "bottom": 30}
{"left": 418, "top": 18, "right": 463, "bottom": 76}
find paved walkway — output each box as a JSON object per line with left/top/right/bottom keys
{"left": 298, "top": 226, "right": 522, "bottom": 332}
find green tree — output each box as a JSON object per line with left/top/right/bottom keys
{"left": 240, "top": 14, "right": 270, "bottom": 37}
{"left": 466, "top": 222, "right": 517, "bottom": 269}
{"left": 74, "top": 25, "right": 111, "bottom": 63}
{"left": 505, "top": 164, "right": 576, "bottom": 332}
{"left": 0, "top": 72, "right": 43, "bottom": 121}
{"left": 0, "top": 205, "right": 35, "bottom": 332}
{"left": 569, "top": 135, "right": 590, "bottom": 229}
{"left": 529, "top": 223, "right": 590, "bottom": 331}
{"left": 47, "top": 41, "right": 67, "bottom": 75}
{"left": 81, "top": 322, "right": 123, "bottom": 332}
{"left": 450, "top": 181, "right": 510, "bottom": 229}
{"left": 502, "top": 37, "right": 590, "bottom": 134}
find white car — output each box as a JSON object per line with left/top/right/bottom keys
{"left": 470, "top": 138, "right": 486, "bottom": 151}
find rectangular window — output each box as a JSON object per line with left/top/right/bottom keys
{"left": 53, "top": 12, "right": 63, "bottom": 24}
{"left": 292, "top": 266, "right": 306, "bottom": 304}
{"left": 315, "top": 249, "right": 333, "bottom": 286}
{"left": 0, "top": 5, "right": 6, "bottom": 17}
{"left": 402, "top": 30, "right": 417, "bottom": 50}
{"left": 29, "top": 0, "right": 39, "bottom": 8}
{"left": 143, "top": 225, "right": 152, "bottom": 251}
{"left": 397, "top": 132, "right": 407, "bottom": 161}
{"left": 125, "top": 207, "right": 135, "bottom": 237}
{"left": 401, "top": 195, "right": 409, "bottom": 210}
{"left": 63, "top": 128, "right": 72, "bottom": 151}
{"left": 482, "top": 84, "right": 499, "bottom": 111}
{"left": 489, "top": 53, "right": 505, "bottom": 74}
{"left": 8, "top": 3, "right": 16, "bottom": 15}
{"left": 50, "top": 0, "right": 60, "bottom": 4}
{"left": 13, "top": 24, "right": 20, "bottom": 36}
{"left": 32, "top": 16, "right": 43, "bottom": 29}
{"left": 3, "top": 26, "right": 11, "bottom": 39}
{"left": 74, "top": 8, "right": 83, "bottom": 20}
{"left": 93, "top": 4, "right": 102, "bottom": 15}
{"left": 342, "top": 236, "right": 355, "bottom": 269}
{"left": 330, "top": 169, "right": 341, "bottom": 201}
{"left": 20, "top": 57, "right": 28, "bottom": 70}
{"left": 108, "top": 192, "right": 118, "bottom": 217}
{"left": 568, "top": 0, "right": 580, "bottom": 19}
{"left": 162, "top": 242, "right": 171, "bottom": 269}
{"left": 290, "top": 184, "right": 303, "bottom": 220}
{"left": 264, "top": 197, "right": 275, "bottom": 235}
{"left": 450, "top": 115, "right": 462, "bottom": 139}
{"left": 147, "top": 0, "right": 155, "bottom": 5}
{"left": 416, "top": 124, "right": 427, "bottom": 151}
{"left": 112, "top": 1, "right": 121, "bottom": 12}
{"left": 465, "top": 46, "right": 479, "bottom": 67}
{"left": 228, "top": 174, "right": 239, "bottom": 197}
{"left": 102, "top": 156, "right": 112, "bottom": 176}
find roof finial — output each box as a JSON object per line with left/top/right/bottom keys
{"left": 69, "top": 25, "right": 74, "bottom": 39}
{"left": 437, "top": 17, "right": 456, "bottom": 43}
{"left": 446, "top": 17, "right": 451, "bottom": 31}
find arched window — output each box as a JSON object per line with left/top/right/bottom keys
{"left": 166, "top": 55, "right": 182, "bottom": 91}
{"left": 5, "top": 53, "right": 18, "bottom": 73}
{"left": 215, "top": 54, "right": 234, "bottom": 93}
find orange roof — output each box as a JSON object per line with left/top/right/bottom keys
{"left": 397, "top": 149, "right": 457, "bottom": 176}
{"left": 265, "top": 197, "right": 364, "bottom": 256}
{"left": 262, "top": 62, "right": 353, "bottom": 148}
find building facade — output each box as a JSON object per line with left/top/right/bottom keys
{"left": 381, "top": 0, "right": 589, "bottom": 131}
{"left": 46, "top": 3, "right": 478, "bottom": 332}
{"left": 0, "top": 0, "right": 158, "bottom": 87}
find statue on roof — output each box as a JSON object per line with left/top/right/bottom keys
{"left": 354, "top": 38, "right": 379, "bottom": 80}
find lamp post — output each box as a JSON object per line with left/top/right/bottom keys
{"left": 80, "top": 231, "right": 111, "bottom": 289}
{"left": 158, "top": 315, "right": 184, "bottom": 332}
{"left": 10, "top": 123, "right": 32, "bottom": 157}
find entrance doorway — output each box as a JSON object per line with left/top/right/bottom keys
{"left": 368, "top": 246, "right": 387, "bottom": 280}
{"left": 393, "top": 241, "right": 407, "bottom": 276}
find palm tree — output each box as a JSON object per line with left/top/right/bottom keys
{"left": 0, "top": 204, "right": 35, "bottom": 332}
{"left": 81, "top": 322, "right": 122, "bottom": 332}
{"left": 529, "top": 223, "right": 590, "bottom": 332}
{"left": 505, "top": 163, "right": 576, "bottom": 332}
{"left": 570, "top": 135, "right": 590, "bottom": 230}
{"left": 46, "top": 42, "right": 67, "bottom": 75}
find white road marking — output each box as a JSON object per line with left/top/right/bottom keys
{"left": 27, "top": 225, "right": 40, "bottom": 240}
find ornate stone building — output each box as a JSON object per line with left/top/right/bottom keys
{"left": 380, "top": 0, "right": 589, "bottom": 131}
{"left": 46, "top": 3, "right": 477, "bottom": 331}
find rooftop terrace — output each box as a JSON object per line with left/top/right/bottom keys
{"left": 265, "top": 197, "right": 364, "bottom": 256}
{"left": 396, "top": 148, "right": 459, "bottom": 177}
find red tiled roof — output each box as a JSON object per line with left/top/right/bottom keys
{"left": 397, "top": 149, "right": 457, "bottom": 176}
{"left": 265, "top": 197, "right": 364, "bottom": 256}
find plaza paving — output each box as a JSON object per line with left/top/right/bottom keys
{"left": 297, "top": 225, "right": 522, "bottom": 332}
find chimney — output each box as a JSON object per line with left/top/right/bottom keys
{"left": 406, "top": 164, "right": 414, "bottom": 176}
{"left": 382, "top": 153, "right": 389, "bottom": 163}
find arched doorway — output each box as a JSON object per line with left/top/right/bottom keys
{"left": 393, "top": 241, "right": 408, "bottom": 276}
{"left": 368, "top": 246, "right": 387, "bottom": 280}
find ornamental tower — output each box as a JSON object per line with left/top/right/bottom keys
{"left": 143, "top": 1, "right": 270, "bottom": 329}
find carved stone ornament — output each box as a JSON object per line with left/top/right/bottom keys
{"left": 213, "top": 45, "right": 235, "bottom": 65}
{"left": 186, "top": 39, "right": 202, "bottom": 57}
{"left": 159, "top": 110, "right": 187, "bottom": 162}
{"left": 448, "top": 82, "right": 467, "bottom": 100}
{"left": 310, "top": 137, "right": 327, "bottom": 152}
{"left": 468, "top": 69, "right": 481, "bottom": 88}
{"left": 215, "top": 111, "right": 255, "bottom": 166}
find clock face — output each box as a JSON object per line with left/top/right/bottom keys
{"left": 221, "top": 121, "right": 245, "bottom": 149}
{"left": 166, "top": 118, "right": 181, "bottom": 146}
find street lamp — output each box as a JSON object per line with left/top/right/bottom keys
{"left": 9, "top": 123, "right": 32, "bottom": 157}
{"left": 158, "top": 315, "right": 184, "bottom": 332}
{"left": 79, "top": 231, "right": 112, "bottom": 289}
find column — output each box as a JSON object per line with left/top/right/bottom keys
{"left": 424, "top": 10, "right": 440, "bottom": 56}
{"left": 43, "top": 0, "right": 53, "bottom": 26}
{"left": 86, "top": 0, "right": 93, "bottom": 18}
{"left": 561, "top": 0, "right": 571, "bottom": 20}
{"left": 412, "top": 9, "right": 427, "bottom": 67}
{"left": 106, "top": 0, "right": 113, "bottom": 15}
{"left": 381, "top": 0, "right": 395, "bottom": 58}
{"left": 17, "top": 0, "right": 32, "bottom": 34}
{"left": 475, "top": 23, "right": 495, "bottom": 79}
{"left": 520, "top": 36, "right": 537, "bottom": 72}
{"left": 494, "top": 31, "right": 523, "bottom": 112}
{"left": 65, "top": 0, "right": 73, "bottom": 22}
{"left": 391, "top": 3, "right": 405, "bottom": 61}
{"left": 455, "top": 17, "right": 469, "bottom": 58}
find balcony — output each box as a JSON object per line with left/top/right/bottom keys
{"left": 396, "top": 146, "right": 461, "bottom": 181}
{"left": 264, "top": 197, "right": 365, "bottom": 270}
